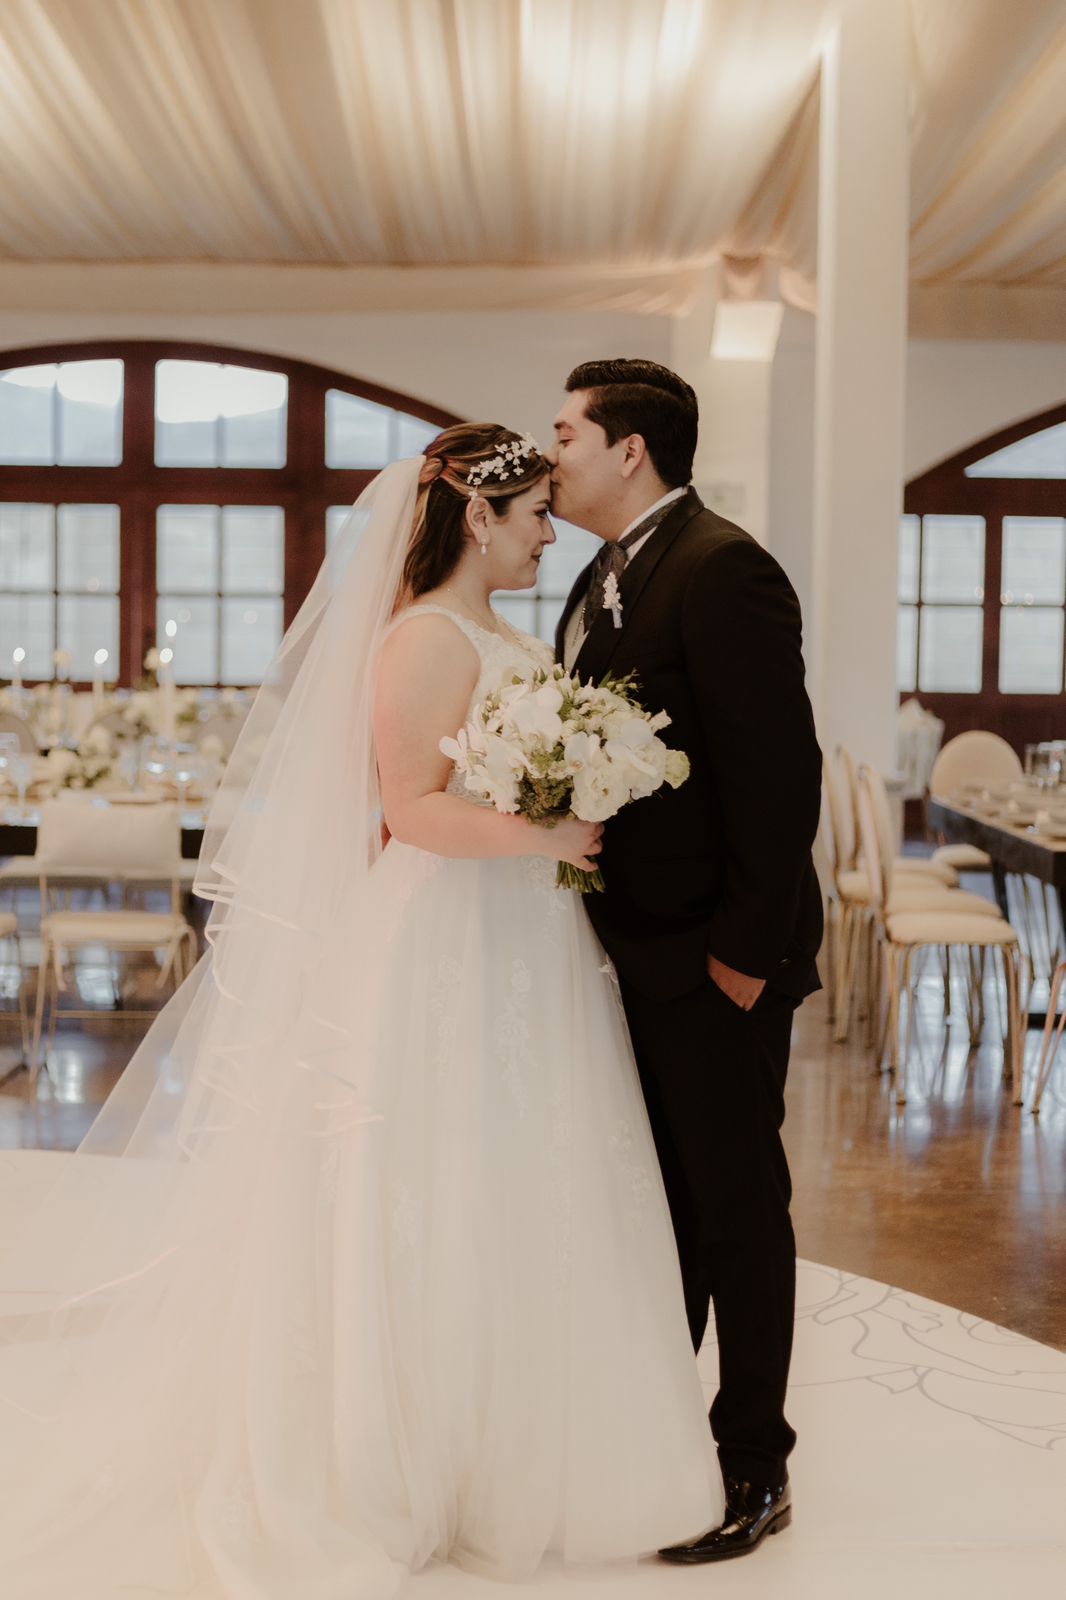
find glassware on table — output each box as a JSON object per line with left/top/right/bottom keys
{"left": 1028, "top": 743, "right": 1053, "bottom": 790}
{"left": 0, "top": 734, "right": 17, "bottom": 807}
{"left": 1048, "top": 740, "right": 1066, "bottom": 788}
{"left": 141, "top": 737, "right": 172, "bottom": 788}
{"left": 8, "top": 751, "right": 35, "bottom": 817}
{"left": 170, "top": 748, "right": 201, "bottom": 811}
{"left": 117, "top": 740, "right": 141, "bottom": 790}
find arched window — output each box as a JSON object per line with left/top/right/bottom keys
{"left": 901, "top": 403, "right": 1066, "bottom": 750}
{"left": 0, "top": 342, "right": 457, "bottom": 688}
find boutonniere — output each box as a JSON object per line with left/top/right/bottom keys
{"left": 602, "top": 571, "right": 623, "bottom": 629}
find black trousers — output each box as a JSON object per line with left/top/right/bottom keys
{"left": 620, "top": 974, "right": 797, "bottom": 1488}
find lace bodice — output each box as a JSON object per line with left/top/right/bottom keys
{"left": 388, "top": 602, "right": 555, "bottom": 801}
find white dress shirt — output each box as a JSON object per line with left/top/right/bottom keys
{"left": 563, "top": 486, "right": 687, "bottom": 669}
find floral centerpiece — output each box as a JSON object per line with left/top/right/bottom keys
{"left": 440, "top": 664, "right": 690, "bottom": 891}
{"left": 43, "top": 725, "right": 116, "bottom": 791}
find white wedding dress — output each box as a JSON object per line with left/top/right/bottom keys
{"left": 0, "top": 604, "right": 720, "bottom": 1599}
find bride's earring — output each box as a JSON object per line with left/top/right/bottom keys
{"left": 480, "top": 540, "right": 489, "bottom": 557}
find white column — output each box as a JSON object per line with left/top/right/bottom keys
{"left": 811, "top": 0, "right": 909, "bottom": 773}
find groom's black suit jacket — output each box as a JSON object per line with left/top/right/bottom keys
{"left": 555, "top": 488, "right": 823, "bottom": 1004}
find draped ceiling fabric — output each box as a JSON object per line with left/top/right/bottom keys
{"left": 0, "top": 0, "right": 1064, "bottom": 333}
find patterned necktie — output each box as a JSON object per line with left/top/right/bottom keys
{"left": 581, "top": 500, "right": 677, "bottom": 631}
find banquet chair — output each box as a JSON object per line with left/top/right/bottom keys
{"left": 828, "top": 746, "right": 961, "bottom": 1045}
{"left": 837, "top": 745, "right": 959, "bottom": 888}
{"left": 2, "top": 789, "right": 198, "bottom": 916}
{"left": 928, "top": 730, "right": 1022, "bottom": 875}
{"left": 929, "top": 731, "right": 1063, "bottom": 988}
{"left": 824, "top": 757, "right": 1002, "bottom": 1046}
{"left": 1028, "top": 954, "right": 1066, "bottom": 1115}
{"left": 0, "top": 711, "right": 37, "bottom": 753}
{"left": 857, "top": 764, "right": 1025, "bottom": 1106}
{"left": 29, "top": 800, "right": 198, "bottom": 1084}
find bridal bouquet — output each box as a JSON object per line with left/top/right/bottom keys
{"left": 440, "top": 664, "right": 689, "bottom": 891}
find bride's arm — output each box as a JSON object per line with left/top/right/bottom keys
{"left": 374, "top": 614, "right": 600, "bottom": 866}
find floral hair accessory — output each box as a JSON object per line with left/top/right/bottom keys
{"left": 466, "top": 433, "right": 541, "bottom": 490}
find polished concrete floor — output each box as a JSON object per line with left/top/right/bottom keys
{"left": 2, "top": 888, "right": 1065, "bottom": 1352}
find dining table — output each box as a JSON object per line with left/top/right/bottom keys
{"left": 928, "top": 794, "right": 1066, "bottom": 1025}
{"left": 928, "top": 795, "right": 1066, "bottom": 924}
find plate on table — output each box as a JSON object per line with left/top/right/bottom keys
{"left": 1036, "top": 813, "right": 1066, "bottom": 839}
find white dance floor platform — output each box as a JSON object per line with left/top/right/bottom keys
{"left": 2, "top": 1152, "right": 1064, "bottom": 1599}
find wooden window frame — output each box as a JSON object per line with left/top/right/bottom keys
{"left": 905, "top": 400, "right": 1066, "bottom": 752}
{"left": 0, "top": 340, "right": 459, "bottom": 688}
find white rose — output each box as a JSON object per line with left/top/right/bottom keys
{"left": 572, "top": 760, "right": 632, "bottom": 822}
{"left": 664, "top": 749, "right": 690, "bottom": 788}
{"left": 82, "top": 726, "right": 113, "bottom": 758}
{"left": 45, "top": 748, "right": 77, "bottom": 778}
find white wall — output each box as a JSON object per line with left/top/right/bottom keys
{"left": 905, "top": 339, "right": 1066, "bottom": 479}
{"left": 0, "top": 307, "right": 672, "bottom": 446}
{"left": 767, "top": 309, "right": 817, "bottom": 623}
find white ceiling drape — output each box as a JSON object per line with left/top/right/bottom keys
{"left": 719, "top": 0, "right": 1066, "bottom": 331}
{"left": 0, "top": 0, "right": 1064, "bottom": 331}
{"left": 0, "top": 0, "right": 831, "bottom": 266}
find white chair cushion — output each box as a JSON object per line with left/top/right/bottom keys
{"left": 933, "top": 843, "right": 992, "bottom": 871}
{"left": 0, "top": 911, "right": 17, "bottom": 936}
{"left": 0, "top": 858, "right": 124, "bottom": 883}
{"left": 886, "top": 911, "right": 1019, "bottom": 947}
{"left": 894, "top": 857, "right": 959, "bottom": 886}
{"left": 120, "top": 861, "right": 196, "bottom": 883}
{"left": 837, "top": 868, "right": 872, "bottom": 903}
{"left": 0, "top": 857, "right": 38, "bottom": 881}
{"left": 42, "top": 910, "right": 189, "bottom": 945}
{"left": 838, "top": 867, "right": 974, "bottom": 907}
{"left": 888, "top": 888, "right": 1001, "bottom": 918}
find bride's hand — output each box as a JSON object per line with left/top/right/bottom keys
{"left": 542, "top": 816, "right": 604, "bottom": 871}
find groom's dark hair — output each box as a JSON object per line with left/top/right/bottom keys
{"left": 565, "top": 359, "right": 698, "bottom": 488}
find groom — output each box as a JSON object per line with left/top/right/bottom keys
{"left": 548, "top": 359, "right": 823, "bottom": 1563}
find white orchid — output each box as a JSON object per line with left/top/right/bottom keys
{"left": 503, "top": 681, "right": 564, "bottom": 745}
{"left": 563, "top": 730, "right": 601, "bottom": 773}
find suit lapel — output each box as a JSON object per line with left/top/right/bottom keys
{"left": 574, "top": 488, "right": 703, "bottom": 682}
{"left": 554, "top": 554, "right": 598, "bottom": 663}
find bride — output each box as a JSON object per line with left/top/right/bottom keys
{"left": 0, "top": 424, "right": 721, "bottom": 1597}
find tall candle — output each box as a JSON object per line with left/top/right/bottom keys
{"left": 92, "top": 648, "right": 108, "bottom": 713}
{"left": 11, "top": 647, "right": 24, "bottom": 697}
{"left": 158, "top": 648, "right": 177, "bottom": 742}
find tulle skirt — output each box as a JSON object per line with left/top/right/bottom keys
{"left": 0, "top": 844, "right": 721, "bottom": 1597}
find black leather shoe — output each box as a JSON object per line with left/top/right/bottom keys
{"left": 658, "top": 1475, "right": 791, "bottom": 1564}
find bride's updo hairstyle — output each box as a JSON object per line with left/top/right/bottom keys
{"left": 399, "top": 422, "right": 548, "bottom": 603}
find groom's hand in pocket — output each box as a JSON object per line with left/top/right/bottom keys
{"left": 707, "top": 954, "right": 765, "bottom": 1011}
